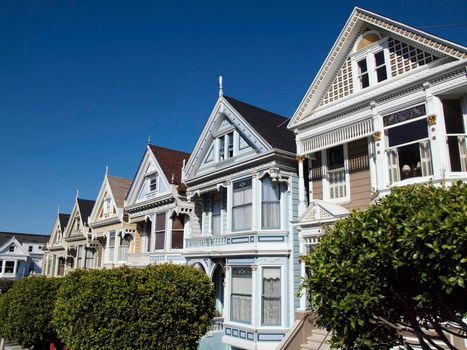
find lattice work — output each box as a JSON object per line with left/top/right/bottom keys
{"left": 388, "top": 38, "right": 439, "bottom": 77}
{"left": 320, "top": 58, "right": 354, "bottom": 106}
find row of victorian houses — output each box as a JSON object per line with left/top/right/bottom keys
{"left": 42, "top": 8, "right": 467, "bottom": 350}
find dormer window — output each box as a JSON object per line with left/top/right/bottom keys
{"left": 216, "top": 131, "right": 235, "bottom": 163}
{"left": 219, "top": 137, "right": 225, "bottom": 162}
{"left": 149, "top": 175, "right": 158, "bottom": 192}
{"left": 75, "top": 217, "right": 80, "bottom": 230}
{"left": 9, "top": 245, "right": 15, "bottom": 252}
{"left": 374, "top": 51, "right": 387, "bottom": 83}
{"left": 357, "top": 59, "right": 369, "bottom": 89}
{"left": 103, "top": 197, "right": 111, "bottom": 214}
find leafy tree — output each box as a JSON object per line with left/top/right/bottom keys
{"left": 0, "top": 279, "right": 15, "bottom": 294}
{"left": 54, "top": 264, "right": 215, "bottom": 350}
{"left": 0, "top": 276, "right": 61, "bottom": 349}
{"left": 304, "top": 182, "right": 467, "bottom": 350}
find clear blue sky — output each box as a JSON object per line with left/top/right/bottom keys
{"left": 1, "top": 0, "right": 466, "bottom": 234}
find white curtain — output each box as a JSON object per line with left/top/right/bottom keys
{"left": 212, "top": 193, "right": 222, "bottom": 235}
{"left": 262, "top": 268, "right": 281, "bottom": 325}
{"left": 232, "top": 180, "right": 252, "bottom": 231}
{"left": 231, "top": 267, "right": 252, "bottom": 323}
{"left": 262, "top": 177, "right": 281, "bottom": 229}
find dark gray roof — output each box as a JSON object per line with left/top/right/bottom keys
{"left": 224, "top": 96, "right": 296, "bottom": 153}
{"left": 58, "top": 214, "right": 71, "bottom": 233}
{"left": 0, "top": 232, "right": 50, "bottom": 246}
{"left": 77, "top": 199, "right": 95, "bottom": 225}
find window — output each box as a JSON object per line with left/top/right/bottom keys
{"left": 149, "top": 175, "right": 158, "bottom": 192}
{"left": 374, "top": 51, "right": 387, "bottom": 82}
{"left": 211, "top": 192, "right": 222, "bottom": 235}
{"left": 108, "top": 233, "right": 115, "bottom": 262}
{"left": 85, "top": 248, "right": 94, "bottom": 268}
{"left": 155, "top": 213, "right": 166, "bottom": 250}
{"left": 219, "top": 137, "right": 225, "bottom": 162}
{"left": 28, "top": 246, "right": 33, "bottom": 252}
{"left": 77, "top": 245, "right": 84, "bottom": 268}
{"left": 103, "top": 198, "right": 111, "bottom": 214}
{"left": 384, "top": 106, "right": 432, "bottom": 183}
{"left": 58, "top": 258, "right": 65, "bottom": 276}
{"left": 119, "top": 235, "right": 131, "bottom": 261}
{"left": 171, "top": 214, "right": 184, "bottom": 249}
{"left": 357, "top": 59, "right": 369, "bottom": 89}
{"left": 5, "top": 261, "right": 14, "bottom": 274}
{"left": 0, "top": 260, "right": 2, "bottom": 272}
{"left": 75, "top": 217, "right": 80, "bottom": 230}
{"left": 262, "top": 177, "right": 281, "bottom": 229}
{"left": 262, "top": 268, "right": 281, "bottom": 326}
{"left": 216, "top": 132, "right": 235, "bottom": 163}
{"left": 231, "top": 267, "right": 252, "bottom": 323}
{"left": 443, "top": 100, "right": 467, "bottom": 172}
{"left": 232, "top": 179, "right": 252, "bottom": 231}
{"left": 227, "top": 132, "right": 234, "bottom": 158}
{"left": 327, "top": 145, "right": 347, "bottom": 199}
{"left": 9, "top": 245, "right": 15, "bottom": 252}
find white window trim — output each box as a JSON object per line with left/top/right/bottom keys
{"left": 321, "top": 145, "right": 351, "bottom": 203}
{"left": 260, "top": 265, "right": 283, "bottom": 327}
{"left": 351, "top": 37, "right": 391, "bottom": 92}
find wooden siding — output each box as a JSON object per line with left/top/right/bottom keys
{"left": 345, "top": 169, "right": 372, "bottom": 210}
{"left": 312, "top": 179, "right": 323, "bottom": 200}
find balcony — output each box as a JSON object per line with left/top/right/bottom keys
{"left": 185, "top": 231, "right": 289, "bottom": 257}
{"left": 126, "top": 252, "right": 186, "bottom": 267}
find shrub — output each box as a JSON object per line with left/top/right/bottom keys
{"left": 304, "top": 182, "right": 467, "bottom": 349}
{"left": 0, "top": 276, "right": 61, "bottom": 349}
{"left": 54, "top": 264, "right": 215, "bottom": 350}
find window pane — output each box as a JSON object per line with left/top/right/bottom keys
{"left": 358, "top": 59, "right": 367, "bottom": 73}
{"left": 443, "top": 100, "right": 464, "bottom": 134}
{"left": 447, "top": 136, "right": 462, "bottom": 172}
{"left": 233, "top": 179, "right": 252, "bottom": 231}
{"left": 232, "top": 267, "right": 252, "bottom": 323}
{"left": 262, "top": 177, "right": 281, "bottom": 229}
{"left": 361, "top": 74, "right": 369, "bottom": 89}
{"left": 5, "top": 261, "right": 14, "bottom": 273}
{"left": 374, "top": 51, "right": 385, "bottom": 66}
{"left": 171, "top": 214, "right": 184, "bottom": 249}
{"left": 262, "top": 268, "right": 281, "bottom": 326}
{"left": 376, "top": 66, "right": 387, "bottom": 82}
{"left": 387, "top": 119, "right": 428, "bottom": 147}
{"left": 156, "top": 213, "right": 166, "bottom": 231}
{"left": 155, "top": 232, "right": 165, "bottom": 250}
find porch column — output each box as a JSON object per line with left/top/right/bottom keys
{"left": 54, "top": 256, "right": 60, "bottom": 276}
{"left": 251, "top": 265, "right": 258, "bottom": 327}
{"left": 224, "top": 266, "right": 231, "bottom": 320}
{"left": 251, "top": 173, "right": 258, "bottom": 230}
{"left": 150, "top": 214, "right": 157, "bottom": 252}
{"left": 371, "top": 101, "right": 389, "bottom": 190}
{"left": 115, "top": 231, "right": 121, "bottom": 263}
{"left": 297, "top": 155, "right": 307, "bottom": 215}
{"left": 424, "top": 82, "right": 449, "bottom": 179}
{"left": 226, "top": 181, "right": 233, "bottom": 233}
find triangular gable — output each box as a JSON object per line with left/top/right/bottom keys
{"left": 89, "top": 175, "right": 131, "bottom": 224}
{"left": 47, "top": 214, "right": 67, "bottom": 247}
{"left": 0, "top": 236, "right": 28, "bottom": 256}
{"left": 125, "top": 146, "right": 174, "bottom": 206}
{"left": 184, "top": 96, "right": 277, "bottom": 180}
{"left": 297, "top": 200, "right": 350, "bottom": 225}
{"left": 289, "top": 7, "right": 467, "bottom": 128}
{"left": 63, "top": 198, "right": 94, "bottom": 240}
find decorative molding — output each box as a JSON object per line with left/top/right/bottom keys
{"left": 427, "top": 114, "right": 437, "bottom": 126}
{"left": 373, "top": 131, "right": 382, "bottom": 141}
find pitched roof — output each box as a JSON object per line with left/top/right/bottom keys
{"left": 224, "top": 96, "right": 295, "bottom": 152}
{"left": 0, "top": 232, "right": 50, "bottom": 246}
{"left": 58, "top": 214, "right": 71, "bottom": 232}
{"left": 107, "top": 176, "right": 132, "bottom": 208}
{"left": 77, "top": 199, "right": 95, "bottom": 225}
{"left": 148, "top": 145, "right": 190, "bottom": 186}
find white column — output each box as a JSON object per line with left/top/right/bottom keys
{"left": 150, "top": 214, "right": 156, "bottom": 252}
{"left": 251, "top": 173, "right": 258, "bottom": 230}
{"left": 167, "top": 214, "right": 173, "bottom": 252}
{"left": 251, "top": 265, "right": 258, "bottom": 327}
{"left": 424, "top": 82, "right": 449, "bottom": 179}
{"left": 297, "top": 155, "right": 307, "bottom": 215}
{"left": 224, "top": 265, "right": 231, "bottom": 320}
{"left": 371, "top": 101, "right": 389, "bottom": 191}
{"left": 298, "top": 233, "right": 307, "bottom": 311}
{"left": 226, "top": 181, "right": 233, "bottom": 233}
{"left": 54, "top": 256, "right": 60, "bottom": 276}
{"left": 115, "top": 232, "right": 121, "bottom": 263}
{"left": 105, "top": 232, "right": 110, "bottom": 262}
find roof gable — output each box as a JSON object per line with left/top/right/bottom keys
{"left": 0, "top": 236, "right": 28, "bottom": 256}
{"left": 63, "top": 198, "right": 94, "bottom": 239}
{"left": 47, "top": 213, "right": 70, "bottom": 247}
{"left": 297, "top": 200, "right": 350, "bottom": 225}
{"left": 185, "top": 95, "right": 295, "bottom": 180}
{"left": 289, "top": 7, "right": 467, "bottom": 128}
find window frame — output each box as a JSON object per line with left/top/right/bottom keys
{"left": 231, "top": 266, "right": 253, "bottom": 324}
{"left": 261, "top": 176, "right": 281, "bottom": 230}
{"left": 261, "top": 266, "right": 282, "bottom": 326}
{"left": 321, "top": 144, "right": 351, "bottom": 203}
{"left": 232, "top": 178, "right": 253, "bottom": 232}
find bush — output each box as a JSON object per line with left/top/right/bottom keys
{"left": 54, "top": 264, "right": 215, "bottom": 350}
{"left": 0, "top": 276, "right": 61, "bottom": 349}
{"left": 304, "top": 182, "right": 467, "bottom": 349}
{"left": 0, "top": 279, "right": 15, "bottom": 294}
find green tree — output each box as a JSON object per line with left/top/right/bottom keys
{"left": 0, "top": 276, "right": 61, "bottom": 349}
{"left": 53, "top": 264, "right": 215, "bottom": 350}
{"left": 304, "top": 182, "right": 467, "bottom": 350}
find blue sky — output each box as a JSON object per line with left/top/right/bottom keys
{"left": 1, "top": 0, "right": 466, "bottom": 234}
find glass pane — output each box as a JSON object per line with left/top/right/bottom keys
{"left": 171, "top": 230, "right": 184, "bottom": 249}
{"left": 155, "top": 232, "right": 165, "bottom": 250}
{"left": 387, "top": 119, "right": 428, "bottom": 147}
{"left": 398, "top": 143, "right": 423, "bottom": 179}
{"left": 443, "top": 100, "right": 464, "bottom": 134}
{"left": 358, "top": 59, "right": 367, "bottom": 73}
{"left": 447, "top": 136, "right": 462, "bottom": 171}
{"left": 376, "top": 66, "right": 387, "bottom": 82}
{"left": 361, "top": 74, "right": 369, "bottom": 88}
{"left": 233, "top": 204, "right": 252, "bottom": 231}
{"left": 327, "top": 145, "right": 344, "bottom": 169}
{"left": 262, "top": 268, "right": 281, "bottom": 326}
{"left": 156, "top": 213, "right": 166, "bottom": 231}
{"left": 374, "top": 51, "right": 385, "bottom": 66}
{"left": 262, "top": 202, "right": 280, "bottom": 229}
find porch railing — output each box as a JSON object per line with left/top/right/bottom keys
{"left": 208, "top": 317, "right": 224, "bottom": 332}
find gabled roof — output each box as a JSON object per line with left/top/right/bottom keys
{"left": 107, "top": 176, "right": 132, "bottom": 208}
{"left": 58, "top": 214, "right": 71, "bottom": 233}
{"left": 76, "top": 199, "right": 95, "bottom": 225}
{"left": 289, "top": 7, "right": 467, "bottom": 128}
{"left": 0, "top": 232, "right": 50, "bottom": 246}
{"left": 297, "top": 200, "right": 350, "bottom": 225}
{"left": 224, "top": 96, "right": 295, "bottom": 152}
{"left": 148, "top": 145, "right": 190, "bottom": 186}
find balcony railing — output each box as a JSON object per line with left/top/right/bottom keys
{"left": 185, "top": 231, "right": 288, "bottom": 250}
{"left": 208, "top": 317, "right": 224, "bottom": 332}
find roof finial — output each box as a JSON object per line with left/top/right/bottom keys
{"left": 105, "top": 165, "right": 109, "bottom": 176}
{"left": 147, "top": 135, "right": 151, "bottom": 145}
{"left": 219, "top": 75, "right": 223, "bottom": 97}
{"left": 57, "top": 205, "right": 60, "bottom": 215}
{"left": 76, "top": 189, "right": 79, "bottom": 200}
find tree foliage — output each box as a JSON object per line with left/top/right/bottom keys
{"left": 53, "top": 264, "right": 215, "bottom": 350}
{"left": 304, "top": 182, "right": 467, "bottom": 350}
{"left": 0, "top": 276, "right": 61, "bottom": 349}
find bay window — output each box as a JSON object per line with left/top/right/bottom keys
{"left": 262, "top": 176, "right": 281, "bottom": 229}
{"left": 231, "top": 267, "right": 252, "bottom": 323}
{"left": 262, "top": 267, "right": 281, "bottom": 326}
{"left": 232, "top": 179, "right": 252, "bottom": 231}
{"left": 155, "top": 213, "right": 166, "bottom": 250}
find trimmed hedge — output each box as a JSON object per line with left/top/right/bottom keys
{"left": 0, "top": 276, "right": 61, "bottom": 349}
{"left": 54, "top": 264, "right": 215, "bottom": 350}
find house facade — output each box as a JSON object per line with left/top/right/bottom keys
{"left": 183, "top": 92, "right": 299, "bottom": 350}
{"left": 43, "top": 213, "right": 70, "bottom": 276}
{"left": 125, "top": 144, "right": 192, "bottom": 267}
{"left": 88, "top": 173, "right": 136, "bottom": 268}
{"left": 279, "top": 7, "right": 467, "bottom": 350}
{"left": 0, "top": 232, "right": 49, "bottom": 279}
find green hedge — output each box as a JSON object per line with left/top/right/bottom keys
{"left": 53, "top": 264, "right": 215, "bottom": 350}
{"left": 0, "top": 276, "right": 61, "bottom": 349}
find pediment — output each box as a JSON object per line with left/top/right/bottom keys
{"left": 63, "top": 201, "right": 87, "bottom": 239}
{"left": 0, "top": 237, "right": 28, "bottom": 256}
{"left": 297, "top": 200, "right": 350, "bottom": 225}
{"left": 185, "top": 97, "right": 271, "bottom": 180}
{"left": 125, "top": 146, "right": 171, "bottom": 206}
{"left": 48, "top": 215, "right": 63, "bottom": 247}
{"left": 289, "top": 7, "right": 467, "bottom": 128}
